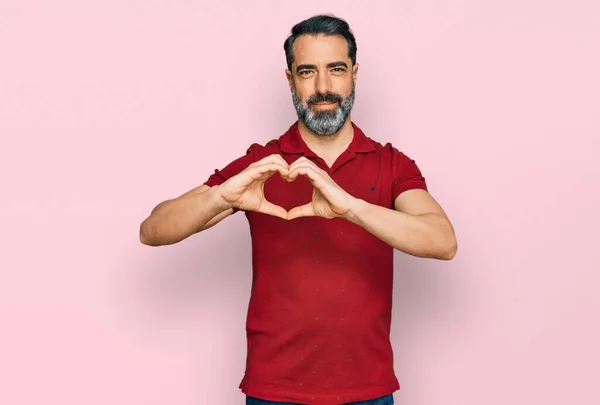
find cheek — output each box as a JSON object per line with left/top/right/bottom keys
{"left": 293, "top": 78, "right": 315, "bottom": 94}
{"left": 293, "top": 83, "right": 314, "bottom": 101}
{"left": 336, "top": 79, "right": 354, "bottom": 96}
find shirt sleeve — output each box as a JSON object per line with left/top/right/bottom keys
{"left": 391, "top": 147, "right": 428, "bottom": 201}
{"left": 203, "top": 143, "right": 261, "bottom": 213}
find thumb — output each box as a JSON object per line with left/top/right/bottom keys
{"left": 286, "top": 203, "right": 315, "bottom": 220}
{"left": 256, "top": 200, "right": 288, "bottom": 220}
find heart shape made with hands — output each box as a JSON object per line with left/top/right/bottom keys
{"left": 240, "top": 155, "right": 353, "bottom": 221}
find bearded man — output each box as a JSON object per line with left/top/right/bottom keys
{"left": 140, "top": 14, "right": 457, "bottom": 405}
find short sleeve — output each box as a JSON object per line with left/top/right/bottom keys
{"left": 391, "top": 148, "right": 428, "bottom": 201}
{"left": 203, "top": 143, "right": 261, "bottom": 187}
{"left": 203, "top": 143, "right": 261, "bottom": 213}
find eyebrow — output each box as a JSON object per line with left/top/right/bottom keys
{"left": 296, "top": 61, "right": 349, "bottom": 73}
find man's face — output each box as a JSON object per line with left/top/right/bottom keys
{"left": 286, "top": 34, "right": 358, "bottom": 136}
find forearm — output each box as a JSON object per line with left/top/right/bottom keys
{"left": 343, "top": 198, "right": 457, "bottom": 260}
{"left": 140, "top": 185, "right": 231, "bottom": 246}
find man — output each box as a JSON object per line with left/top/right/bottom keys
{"left": 140, "top": 14, "right": 457, "bottom": 405}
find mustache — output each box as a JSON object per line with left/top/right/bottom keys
{"left": 306, "top": 92, "right": 343, "bottom": 105}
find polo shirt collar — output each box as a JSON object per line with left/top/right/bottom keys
{"left": 280, "top": 121, "right": 376, "bottom": 155}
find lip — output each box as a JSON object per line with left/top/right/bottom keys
{"left": 312, "top": 102, "right": 337, "bottom": 106}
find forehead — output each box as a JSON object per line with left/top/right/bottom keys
{"left": 291, "top": 34, "right": 350, "bottom": 67}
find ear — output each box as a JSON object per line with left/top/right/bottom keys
{"left": 352, "top": 62, "right": 359, "bottom": 85}
{"left": 285, "top": 69, "right": 293, "bottom": 91}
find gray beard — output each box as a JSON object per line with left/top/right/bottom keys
{"left": 291, "top": 84, "right": 356, "bottom": 136}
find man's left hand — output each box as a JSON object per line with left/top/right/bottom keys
{"left": 286, "top": 157, "right": 356, "bottom": 220}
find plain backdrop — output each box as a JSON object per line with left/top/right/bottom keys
{"left": 1, "top": 1, "right": 599, "bottom": 404}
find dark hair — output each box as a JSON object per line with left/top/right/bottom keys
{"left": 283, "top": 14, "right": 357, "bottom": 71}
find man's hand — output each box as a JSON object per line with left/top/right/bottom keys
{"left": 217, "top": 155, "right": 356, "bottom": 221}
{"left": 217, "top": 154, "right": 290, "bottom": 219}
{"left": 286, "top": 157, "right": 356, "bottom": 220}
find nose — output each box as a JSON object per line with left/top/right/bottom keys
{"left": 315, "top": 71, "right": 332, "bottom": 95}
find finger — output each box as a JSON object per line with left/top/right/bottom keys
{"left": 291, "top": 156, "right": 310, "bottom": 164}
{"left": 257, "top": 200, "right": 288, "bottom": 219}
{"left": 288, "top": 163, "right": 327, "bottom": 182}
{"left": 273, "top": 154, "right": 289, "bottom": 168}
{"left": 231, "top": 163, "right": 287, "bottom": 188}
{"left": 288, "top": 166, "right": 323, "bottom": 186}
{"left": 288, "top": 157, "right": 321, "bottom": 172}
{"left": 252, "top": 154, "right": 289, "bottom": 169}
{"left": 251, "top": 154, "right": 281, "bottom": 166}
{"left": 263, "top": 156, "right": 291, "bottom": 179}
{"left": 255, "top": 161, "right": 290, "bottom": 181}
{"left": 265, "top": 154, "right": 288, "bottom": 168}
{"left": 287, "top": 203, "right": 315, "bottom": 220}
{"left": 251, "top": 160, "right": 289, "bottom": 174}
{"left": 248, "top": 163, "right": 289, "bottom": 180}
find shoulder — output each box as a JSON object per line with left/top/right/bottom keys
{"left": 241, "top": 138, "right": 284, "bottom": 159}
{"left": 354, "top": 123, "right": 414, "bottom": 160}
{"left": 364, "top": 136, "right": 416, "bottom": 165}
{"left": 357, "top": 128, "right": 424, "bottom": 179}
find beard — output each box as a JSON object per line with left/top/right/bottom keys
{"left": 291, "top": 83, "right": 356, "bottom": 136}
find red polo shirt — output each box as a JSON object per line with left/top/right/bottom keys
{"left": 204, "top": 121, "right": 427, "bottom": 404}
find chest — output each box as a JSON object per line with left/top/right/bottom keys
{"left": 262, "top": 156, "right": 394, "bottom": 212}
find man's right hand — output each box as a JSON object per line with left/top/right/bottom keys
{"left": 215, "top": 154, "right": 290, "bottom": 219}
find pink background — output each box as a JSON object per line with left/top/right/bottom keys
{"left": 1, "top": 1, "right": 599, "bottom": 404}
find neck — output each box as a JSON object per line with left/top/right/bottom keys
{"left": 297, "top": 117, "right": 354, "bottom": 159}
